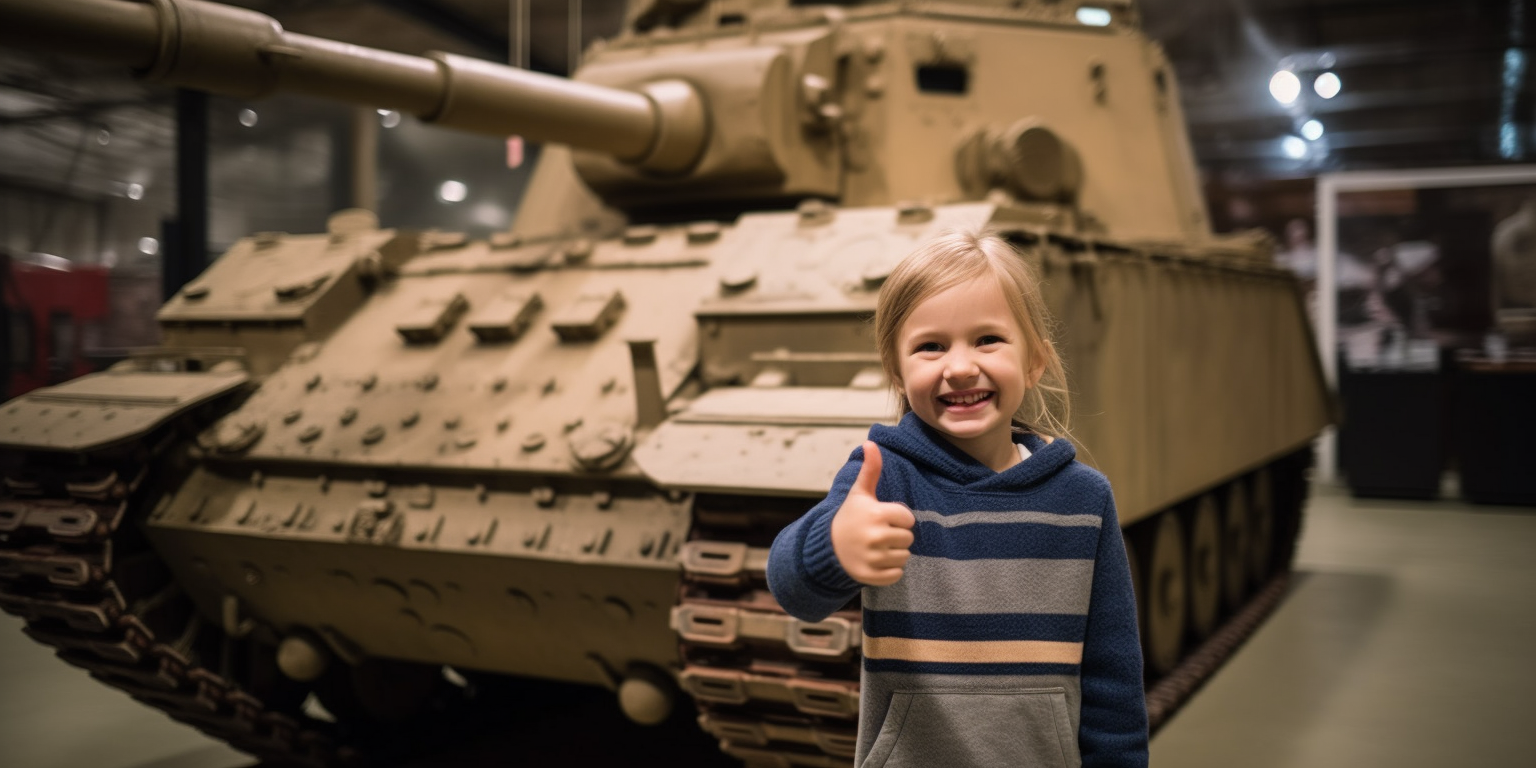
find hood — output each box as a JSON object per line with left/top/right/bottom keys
{"left": 868, "top": 412, "right": 1078, "bottom": 493}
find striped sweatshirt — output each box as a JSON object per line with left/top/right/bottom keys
{"left": 767, "top": 413, "right": 1148, "bottom": 768}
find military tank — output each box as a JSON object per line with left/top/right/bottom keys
{"left": 0, "top": 0, "right": 1331, "bottom": 765}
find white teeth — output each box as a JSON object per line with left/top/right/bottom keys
{"left": 942, "top": 392, "right": 990, "bottom": 405}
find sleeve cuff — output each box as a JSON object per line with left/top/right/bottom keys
{"left": 801, "top": 509, "right": 861, "bottom": 595}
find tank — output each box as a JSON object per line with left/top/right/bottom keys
{"left": 0, "top": 0, "right": 1331, "bottom": 765}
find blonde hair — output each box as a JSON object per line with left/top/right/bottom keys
{"left": 874, "top": 229, "right": 1071, "bottom": 439}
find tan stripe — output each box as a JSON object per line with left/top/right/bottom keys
{"left": 862, "top": 636, "right": 1084, "bottom": 665}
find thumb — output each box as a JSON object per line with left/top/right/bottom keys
{"left": 851, "top": 441, "right": 883, "bottom": 499}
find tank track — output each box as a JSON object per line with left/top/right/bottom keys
{"left": 673, "top": 447, "right": 1313, "bottom": 766}
{"left": 0, "top": 406, "right": 345, "bottom": 767}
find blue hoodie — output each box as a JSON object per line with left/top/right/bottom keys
{"left": 768, "top": 413, "right": 1148, "bottom": 768}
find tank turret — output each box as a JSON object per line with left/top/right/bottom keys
{"left": 3, "top": 0, "right": 1206, "bottom": 239}
{"left": 0, "top": 2, "right": 1331, "bottom": 766}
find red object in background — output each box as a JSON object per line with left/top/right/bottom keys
{"left": 4, "top": 253, "right": 111, "bottom": 397}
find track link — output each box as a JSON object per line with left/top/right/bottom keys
{"left": 0, "top": 415, "right": 347, "bottom": 767}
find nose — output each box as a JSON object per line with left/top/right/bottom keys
{"left": 943, "top": 347, "right": 980, "bottom": 381}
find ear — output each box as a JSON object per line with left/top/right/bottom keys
{"left": 1026, "top": 343, "right": 1049, "bottom": 389}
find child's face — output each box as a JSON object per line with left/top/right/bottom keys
{"left": 894, "top": 277, "right": 1039, "bottom": 453}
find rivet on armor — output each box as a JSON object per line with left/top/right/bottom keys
{"left": 686, "top": 221, "right": 722, "bottom": 244}
{"left": 623, "top": 224, "right": 658, "bottom": 246}
{"left": 719, "top": 268, "right": 758, "bottom": 293}
{"left": 507, "top": 588, "right": 537, "bottom": 616}
{"left": 564, "top": 237, "right": 595, "bottom": 262}
{"left": 897, "top": 201, "right": 935, "bottom": 224}
{"left": 216, "top": 420, "right": 264, "bottom": 453}
{"left": 407, "top": 579, "right": 440, "bottom": 605}
{"left": 569, "top": 423, "right": 635, "bottom": 472}
{"left": 339, "top": 407, "right": 358, "bottom": 425}
{"left": 305, "top": 373, "right": 322, "bottom": 391}
{"left": 361, "top": 425, "right": 386, "bottom": 445}
{"left": 796, "top": 198, "right": 835, "bottom": 225}
{"left": 522, "top": 432, "right": 547, "bottom": 452}
{"left": 861, "top": 261, "right": 896, "bottom": 290}
{"left": 372, "top": 578, "right": 408, "bottom": 606}
{"left": 401, "top": 410, "right": 420, "bottom": 428}
{"left": 299, "top": 425, "right": 323, "bottom": 443}
{"left": 603, "top": 597, "right": 633, "bottom": 623}
{"left": 532, "top": 486, "right": 556, "bottom": 508}
{"left": 283, "top": 409, "right": 303, "bottom": 424}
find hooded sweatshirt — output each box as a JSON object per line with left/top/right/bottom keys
{"left": 767, "top": 413, "right": 1148, "bottom": 768}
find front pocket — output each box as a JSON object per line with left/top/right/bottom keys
{"left": 861, "top": 688, "right": 1079, "bottom": 768}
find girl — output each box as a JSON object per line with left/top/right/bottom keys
{"left": 767, "top": 230, "right": 1148, "bottom": 768}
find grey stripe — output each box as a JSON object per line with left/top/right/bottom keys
{"left": 867, "top": 556, "right": 1095, "bottom": 615}
{"left": 911, "top": 509, "right": 1101, "bottom": 528}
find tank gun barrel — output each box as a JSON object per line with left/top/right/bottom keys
{"left": 0, "top": 0, "right": 707, "bottom": 172}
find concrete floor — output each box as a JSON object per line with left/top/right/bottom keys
{"left": 2, "top": 480, "right": 1533, "bottom": 768}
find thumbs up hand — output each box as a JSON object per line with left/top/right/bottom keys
{"left": 831, "top": 442, "right": 917, "bottom": 586}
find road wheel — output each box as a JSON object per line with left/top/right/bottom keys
{"left": 1248, "top": 468, "right": 1276, "bottom": 584}
{"left": 1185, "top": 494, "right": 1222, "bottom": 640}
{"left": 1221, "top": 481, "right": 1250, "bottom": 613}
{"left": 1139, "top": 513, "right": 1187, "bottom": 678}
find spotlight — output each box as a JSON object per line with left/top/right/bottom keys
{"left": 1269, "top": 70, "right": 1301, "bottom": 104}
{"left": 1313, "top": 72, "right": 1341, "bottom": 99}
{"left": 438, "top": 180, "right": 468, "bottom": 203}
{"left": 238, "top": 109, "right": 258, "bottom": 127}
{"left": 1301, "top": 119, "right": 1324, "bottom": 141}
{"left": 1282, "top": 136, "right": 1307, "bottom": 159}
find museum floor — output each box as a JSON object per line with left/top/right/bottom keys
{"left": 3, "top": 480, "right": 1533, "bottom": 768}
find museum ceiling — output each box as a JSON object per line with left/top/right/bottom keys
{"left": 0, "top": 0, "right": 1532, "bottom": 230}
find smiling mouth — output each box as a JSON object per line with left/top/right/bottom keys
{"left": 938, "top": 391, "right": 994, "bottom": 408}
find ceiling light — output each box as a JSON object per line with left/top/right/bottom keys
{"left": 1269, "top": 70, "right": 1301, "bottom": 104}
{"left": 125, "top": 182, "right": 144, "bottom": 200}
{"left": 1313, "top": 72, "right": 1341, "bottom": 99}
{"left": 1282, "top": 136, "right": 1307, "bottom": 159}
{"left": 378, "top": 109, "right": 401, "bottom": 129}
{"left": 137, "top": 236, "right": 159, "bottom": 256}
{"left": 1301, "top": 119, "right": 1324, "bottom": 141}
{"left": 238, "top": 108, "right": 258, "bottom": 127}
{"left": 1076, "top": 7, "right": 1112, "bottom": 26}
{"left": 438, "top": 180, "right": 468, "bottom": 203}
